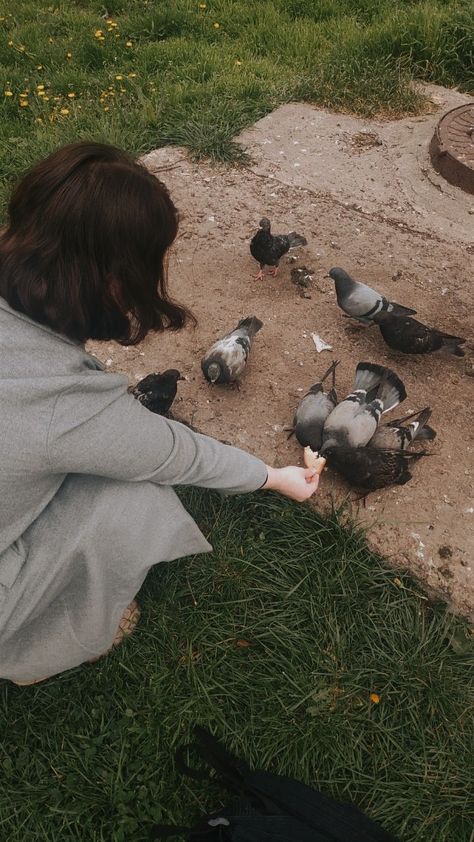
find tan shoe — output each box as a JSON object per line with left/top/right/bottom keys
{"left": 13, "top": 599, "right": 141, "bottom": 686}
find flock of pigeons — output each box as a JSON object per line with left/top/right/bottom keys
{"left": 131, "top": 217, "right": 467, "bottom": 493}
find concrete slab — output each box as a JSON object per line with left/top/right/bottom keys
{"left": 89, "top": 87, "right": 474, "bottom": 619}
{"left": 238, "top": 85, "right": 474, "bottom": 243}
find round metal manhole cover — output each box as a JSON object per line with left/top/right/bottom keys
{"left": 430, "top": 103, "right": 474, "bottom": 195}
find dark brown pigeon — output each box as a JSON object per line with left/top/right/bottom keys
{"left": 250, "top": 217, "right": 307, "bottom": 280}
{"left": 323, "top": 445, "right": 429, "bottom": 490}
{"left": 130, "top": 369, "right": 184, "bottom": 415}
{"left": 373, "top": 312, "right": 465, "bottom": 356}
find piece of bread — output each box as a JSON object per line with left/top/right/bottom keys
{"left": 303, "top": 446, "right": 326, "bottom": 474}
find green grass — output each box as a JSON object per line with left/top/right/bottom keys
{"left": 1, "top": 491, "right": 473, "bottom": 842}
{"left": 1, "top": 0, "right": 473, "bottom": 214}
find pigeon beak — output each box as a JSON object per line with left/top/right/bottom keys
{"left": 178, "top": 375, "right": 187, "bottom": 381}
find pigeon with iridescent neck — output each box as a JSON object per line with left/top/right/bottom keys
{"left": 329, "top": 267, "right": 416, "bottom": 324}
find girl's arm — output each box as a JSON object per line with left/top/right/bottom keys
{"left": 47, "top": 372, "right": 319, "bottom": 500}
{"left": 47, "top": 372, "right": 265, "bottom": 495}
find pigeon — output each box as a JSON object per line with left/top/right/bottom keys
{"left": 292, "top": 360, "right": 339, "bottom": 451}
{"left": 328, "top": 267, "right": 416, "bottom": 324}
{"left": 321, "top": 362, "right": 406, "bottom": 454}
{"left": 250, "top": 218, "right": 307, "bottom": 281}
{"left": 322, "top": 445, "right": 429, "bottom": 490}
{"left": 369, "top": 407, "right": 436, "bottom": 451}
{"left": 130, "top": 369, "right": 184, "bottom": 415}
{"left": 372, "top": 312, "right": 466, "bottom": 356}
{"left": 201, "top": 316, "right": 263, "bottom": 385}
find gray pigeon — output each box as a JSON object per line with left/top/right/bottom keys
{"left": 321, "top": 362, "right": 406, "bottom": 453}
{"left": 250, "top": 218, "right": 307, "bottom": 280}
{"left": 369, "top": 407, "right": 436, "bottom": 451}
{"left": 292, "top": 360, "right": 339, "bottom": 451}
{"left": 201, "top": 316, "right": 263, "bottom": 385}
{"left": 329, "top": 267, "right": 416, "bottom": 324}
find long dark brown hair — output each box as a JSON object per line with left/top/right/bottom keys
{"left": 0, "top": 141, "right": 193, "bottom": 344}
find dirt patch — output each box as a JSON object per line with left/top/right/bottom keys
{"left": 88, "top": 86, "right": 474, "bottom": 619}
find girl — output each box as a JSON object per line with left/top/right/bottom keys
{"left": 0, "top": 142, "right": 320, "bottom": 685}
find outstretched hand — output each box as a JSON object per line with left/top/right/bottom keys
{"left": 262, "top": 465, "right": 320, "bottom": 502}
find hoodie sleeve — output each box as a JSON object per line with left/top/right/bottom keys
{"left": 46, "top": 372, "right": 268, "bottom": 494}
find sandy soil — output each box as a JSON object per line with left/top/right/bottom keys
{"left": 88, "top": 86, "right": 474, "bottom": 619}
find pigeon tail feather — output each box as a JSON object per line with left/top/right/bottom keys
{"left": 353, "top": 362, "right": 386, "bottom": 393}
{"left": 408, "top": 407, "right": 433, "bottom": 441}
{"left": 236, "top": 316, "right": 263, "bottom": 337}
{"left": 389, "top": 302, "right": 417, "bottom": 316}
{"left": 441, "top": 335, "right": 466, "bottom": 356}
{"left": 318, "top": 360, "right": 339, "bottom": 387}
{"left": 416, "top": 424, "right": 437, "bottom": 441}
{"left": 376, "top": 368, "right": 406, "bottom": 413}
{"left": 287, "top": 232, "right": 307, "bottom": 248}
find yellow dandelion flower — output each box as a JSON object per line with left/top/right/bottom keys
{"left": 37, "top": 84, "right": 45, "bottom": 90}
{"left": 19, "top": 100, "right": 29, "bottom": 107}
{"left": 94, "top": 29, "right": 104, "bottom": 38}
{"left": 213, "top": 22, "right": 220, "bottom": 28}
{"left": 370, "top": 693, "right": 381, "bottom": 704}
{"left": 48, "top": 37, "right": 54, "bottom": 43}
{"left": 18, "top": 45, "right": 25, "bottom": 52}
{"left": 235, "top": 60, "right": 242, "bottom": 65}
{"left": 126, "top": 41, "right": 133, "bottom": 47}
{"left": 43, "top": 96, "right": 49, "bottom": 101}
{"left": 128, "top": 72, "right": 137, "bottom": 78}
{"left": 60, "top": 107, "right": 69, "bottom": 115}
{"left": 66, "top": 51, "right": 72, "bottom": 59}
{"left": 35, "top": 117, "right": 43, "bottom": 124}
{"left": 37, "top": 64, "right": 44, "bottom": 70}
{"left": 67, "top": 92, "right": 76, "bottom": 98}
{"left": 53, "top": 96, "right": 60, "bottom": 101}
{"left": 19, "top": 91, "right": 28, "bottom": 98}
{"left": 4, "top": 90, "right": 13, "bottom": 97}
{"left": 119, "top": 87, "right": 126, "bottom": 93}
{"left": 37, "top": 90, "right": 46, "bottom": 97}
{"left": 115, "top": 74, "right": 123, "bottom": 80}
{"left": 199, "top": 3, "right": 207, "bottom": 8}
{"left": 0, "top": 16, "right": 5, "bottom": 21}
{"left": 8, "top": 40, "right": 13, "bottom": 46}
{"left": 103, "top": 106, "right": 109, "bottom": 112}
